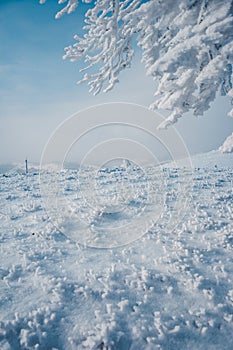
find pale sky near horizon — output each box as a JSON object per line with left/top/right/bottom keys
{"left": 1, "top": 0, "right": 233, "bottom": 164}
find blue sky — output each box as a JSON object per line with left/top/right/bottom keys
{"left": 0, "top": 0, "right": 233, "bottom": 164}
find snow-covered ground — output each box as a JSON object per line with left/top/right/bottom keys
{"left": 0, "top": 150, "right": 233, "bottom": 349}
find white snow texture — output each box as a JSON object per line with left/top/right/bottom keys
{"left": 1, "top": 151, "right": 233, "bottom": 349}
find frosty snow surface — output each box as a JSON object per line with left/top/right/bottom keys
{"left": 0, "top": 151, "right": 233, "bottom": 349}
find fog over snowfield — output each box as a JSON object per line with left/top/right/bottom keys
{"left": 0, "top": 150, "right": 233, "bottom": 349}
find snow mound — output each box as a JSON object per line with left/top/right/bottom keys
{"left": 219, "top": 132, "right": 233, "bottom": 153}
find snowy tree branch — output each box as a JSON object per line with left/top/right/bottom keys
{"left": 41, "top": 0, "right": 233, "bottom": 151}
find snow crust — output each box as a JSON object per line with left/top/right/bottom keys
{"left": 1, "top": 151, "right": 233, "bottom": 349}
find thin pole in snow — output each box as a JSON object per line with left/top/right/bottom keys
{"left": 25, "top": 158, "right": 28, "bottom": 175}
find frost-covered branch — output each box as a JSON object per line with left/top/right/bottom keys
{"left": 135, "top": 0, "right": 233, "bottom": 128}
{"left": 41, "top": 0, "right": 233, "bottom": 151}
{"left": 40, "top": 0, "right": 79, "bottom": 18}
{"left": 63, "top": 0, "right": 140, "bottom": 94}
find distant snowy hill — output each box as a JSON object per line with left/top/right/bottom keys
{"left": 191, "top": 150, "right": 233, "bottom": 168}
{"left": 0, "top": 151, "right": 233, "bottom": 349}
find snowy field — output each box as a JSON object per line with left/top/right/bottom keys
{"left": 0, "top": 150, "right": 233, "bottom": 349}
